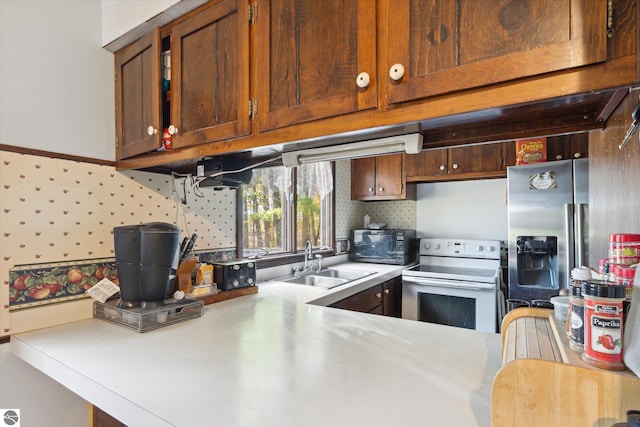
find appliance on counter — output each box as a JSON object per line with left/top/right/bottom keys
{"left": 349, "top": 229, "right": 416, "bottom": 265}
{"left": 113, "top": 222, "right": 181, "bottom": 309}
{"left": 507, "top": 158, "right": 588, "bottom": 302}
{"left": 402, "top": 238, "right": 503, "bottom": 333}
{"left": 100, "top": 222, "right": 203, "bottom": 332}
{"left": 211, "top": 259, "right": 257, "bottom": 291}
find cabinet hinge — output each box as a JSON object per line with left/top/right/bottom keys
{"left": 607, "top": 0, "right": 614, "bottom": 38}
{"left": 115, "top": 137, "right": 119, "bottom": 148}
{"left": 249, "top": 98, "right": 258, "bottom": 120}
{"left": 249, "top": 3, "right": 258, "bottom": 25}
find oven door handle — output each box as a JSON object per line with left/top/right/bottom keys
{"left": 402, "top": 276, "right": 495, "bottom": 291}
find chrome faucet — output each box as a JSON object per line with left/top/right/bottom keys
{"left": 303, "top": 240, "right": 313, "bottom": 271}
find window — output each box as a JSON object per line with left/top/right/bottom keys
{"left": 240, "top": 162, "right": 334, "bottom": 258}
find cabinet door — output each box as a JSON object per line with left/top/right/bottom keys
{"left": 386, "top": 0, "right": 607, "bottom": 105}
{"left": 375, "top": 154, "right": 405, "bottom": 198}
{"left": 382, "top": 277, "right": 402, "bottom": 318}
{"left": 448, "top": 143, "right": 504, "bottom": 176}
{"left": 405, "top": 149, "right": 449, "bottom": 181}
{"left": 547, "top": 133, "right": 589, "bottom": 161}
{"left": 351, "top": 157, "right": 377, "bottom": 199}
{"left": 502, "top": 141, "right": 517, "bottom": 170}
{"left": 331, "top": 284, "right": 383, "bottom": 313}
{"left": 170, "top": 0, "right": 250, "bottom": 149}
{"left": 254, "top": 0, "right": 377, "bottom": 131}
{"left": 115, "top": 29, "right": 162, "bottom": 160}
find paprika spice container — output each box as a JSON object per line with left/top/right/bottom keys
{"left": 582, "top": 281, "right": 626, "bottom": 370}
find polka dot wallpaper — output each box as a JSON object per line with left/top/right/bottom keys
{"left": 0, "top": 150, "right": 236, "bottom": 334}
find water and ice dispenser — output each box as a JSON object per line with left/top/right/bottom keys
{"left": 516, "top": 236, "right": 559, "bottom": 289}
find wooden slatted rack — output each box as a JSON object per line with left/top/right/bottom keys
{"left": 493, "top": 307, "right": 640, "bottom": 427}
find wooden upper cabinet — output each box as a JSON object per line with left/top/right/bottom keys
{"left": 351, "top": 157, "right": 378, "bottom": 199}
{"left": 254, "top": 0, "right": 377, "bottom": 131}
{"left": 352, "top": 154, "right": 414, "bottom": 201}
{"left": 405, "top": 149, "right": 449, "bottom": 179}
{"left": 406, "top": 143, "right": 507, "bottom": 181}
{"left": 547, "top": 133, "right": 589, "bottom": 161}
{"left": 115, "top": 29, "right": 162, "bottom": 160}
{"left": 169, "top": 0, "right": 250, "bottom": 149}
{"left": 448, "top": 144, "right": 504, "bottom": 176}
{"left": 385, "top": 0, "right": 607, "bottom": 105}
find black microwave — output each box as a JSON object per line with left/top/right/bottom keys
{"left": 348, "top": 229, "right": 417, "bottom": 265}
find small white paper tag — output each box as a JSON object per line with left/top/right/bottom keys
{"left": 86, "top": 278, "right": 120, "bottom": 303}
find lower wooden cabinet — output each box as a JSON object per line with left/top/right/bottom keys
{"left": 330, "top": 276, "right": 402, "bottom": 317}
{"left": 93, "top": 406, "right": 126, "bottom": 427}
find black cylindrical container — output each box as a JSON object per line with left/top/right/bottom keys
{"left": 140, "top": 222, "right": 181, "bottom": 267}
{"left": 113, "top": 224, "right": 143, "bottom": 308}
{"left": 139, "top": 222, "right": 181, "bottom": 306}
{"left": 113, "top": 224, "right": 142, "bottom": 264}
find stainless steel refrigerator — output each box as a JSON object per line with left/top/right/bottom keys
{"left": 507, "top": 158, "right": 588, "bottom": 302}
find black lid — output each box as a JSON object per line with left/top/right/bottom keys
{"left": 140, "top": 222, "right": 180, "bottom": 233}
{"left": 582, "top": 281, "right": 626, "bottom": 298}
{"left": 570, "top": 284, "right": 583, "bottom": 298}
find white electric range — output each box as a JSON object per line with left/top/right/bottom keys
{"left": 402, "top": 238, "right": 503, "bottom": 333}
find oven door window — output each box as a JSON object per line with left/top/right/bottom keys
{"left": 418, "top": 293, "right": 476, "bottom": 330}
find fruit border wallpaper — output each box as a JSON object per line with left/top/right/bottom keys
{"left": 0, "top": 150, "right": 237, "bottom": 334}
{"left": 9, "top": 259, "right": 118, "bottom": 309}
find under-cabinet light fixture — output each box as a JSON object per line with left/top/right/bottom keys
{"left": 281, "top": 133, "right": 423, "bottom": 167}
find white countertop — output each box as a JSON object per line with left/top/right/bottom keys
{"left": 11, "top": 263, "right": 502, "bottom": 427}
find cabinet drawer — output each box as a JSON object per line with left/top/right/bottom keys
{"left": 331, "top": 284, "right": 383, "bottom": 313}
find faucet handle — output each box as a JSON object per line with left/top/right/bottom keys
{"left": 314, "top": 254, "right": 323, "bottom": 272}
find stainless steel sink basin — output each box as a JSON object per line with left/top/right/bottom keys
{"left": 313, "top": 268, "right": 375, "bottom": 281}
{"left": 284, "top": 275, "right": 349, "bottom": 289}
{"left": 279, "top": 268, "right": 375, "bottom": 289}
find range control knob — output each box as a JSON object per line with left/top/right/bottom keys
{"left": 476, "top": 245, "right": 484, "bottom": 252}
{"left": 487, "top": 246, "right": 496, "bottom": 252}
{"left": 424, "top": 242, "right": 431, "bottom": 250}
{"left": 232, "top": 279, "right": 239, "bottom": 287}
{"left": 233, "top": 264, "right": 241, "bottom": 270}
{"left": 247, "top": 262, "right": 254, "bottom": 268}
{"left": 434, "top": 244, "right": 441, "bottom": 250}
{"left": 246, "top": 278, "right": 254, "bottom": 284}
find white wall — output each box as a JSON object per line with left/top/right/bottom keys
{"left": 0, "top": 343, "right": 88, "bottom": 426}
{"left": 101, "top": 0, "right": 178, "bottom": 46}
{"left": 0, "top": 0, "right": 114, "bottom": 160}
{"left": 416, "top": 179, "right": 508, "bottom": 241}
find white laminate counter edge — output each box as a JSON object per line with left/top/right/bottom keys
{"left": 11, "top": 336, "right": 171, "bottom": 426}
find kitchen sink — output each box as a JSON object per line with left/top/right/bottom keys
{"left": 313, "top": 268, "right": 375, "bottom": 281}
{"left": 283, "top": 275, "right": 349, "bottom": 289}
{"left": 279, "top": 268, "right": 375, "bottom": 289}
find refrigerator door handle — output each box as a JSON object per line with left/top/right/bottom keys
{"left": 575, "top": 203, "right": 586, "bottom": 268}
{"left": 564, "top": 203, "right": 575, "bottom": 287}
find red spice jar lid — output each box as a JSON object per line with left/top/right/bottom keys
{"left": 582, "top": 281, "right": 626, "bottom": 298}
{"left": 609, "top": 233, "right": 640, "bottom": 242}
{"left": 613, "top": 264, "right": 637, "bottom": 278}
